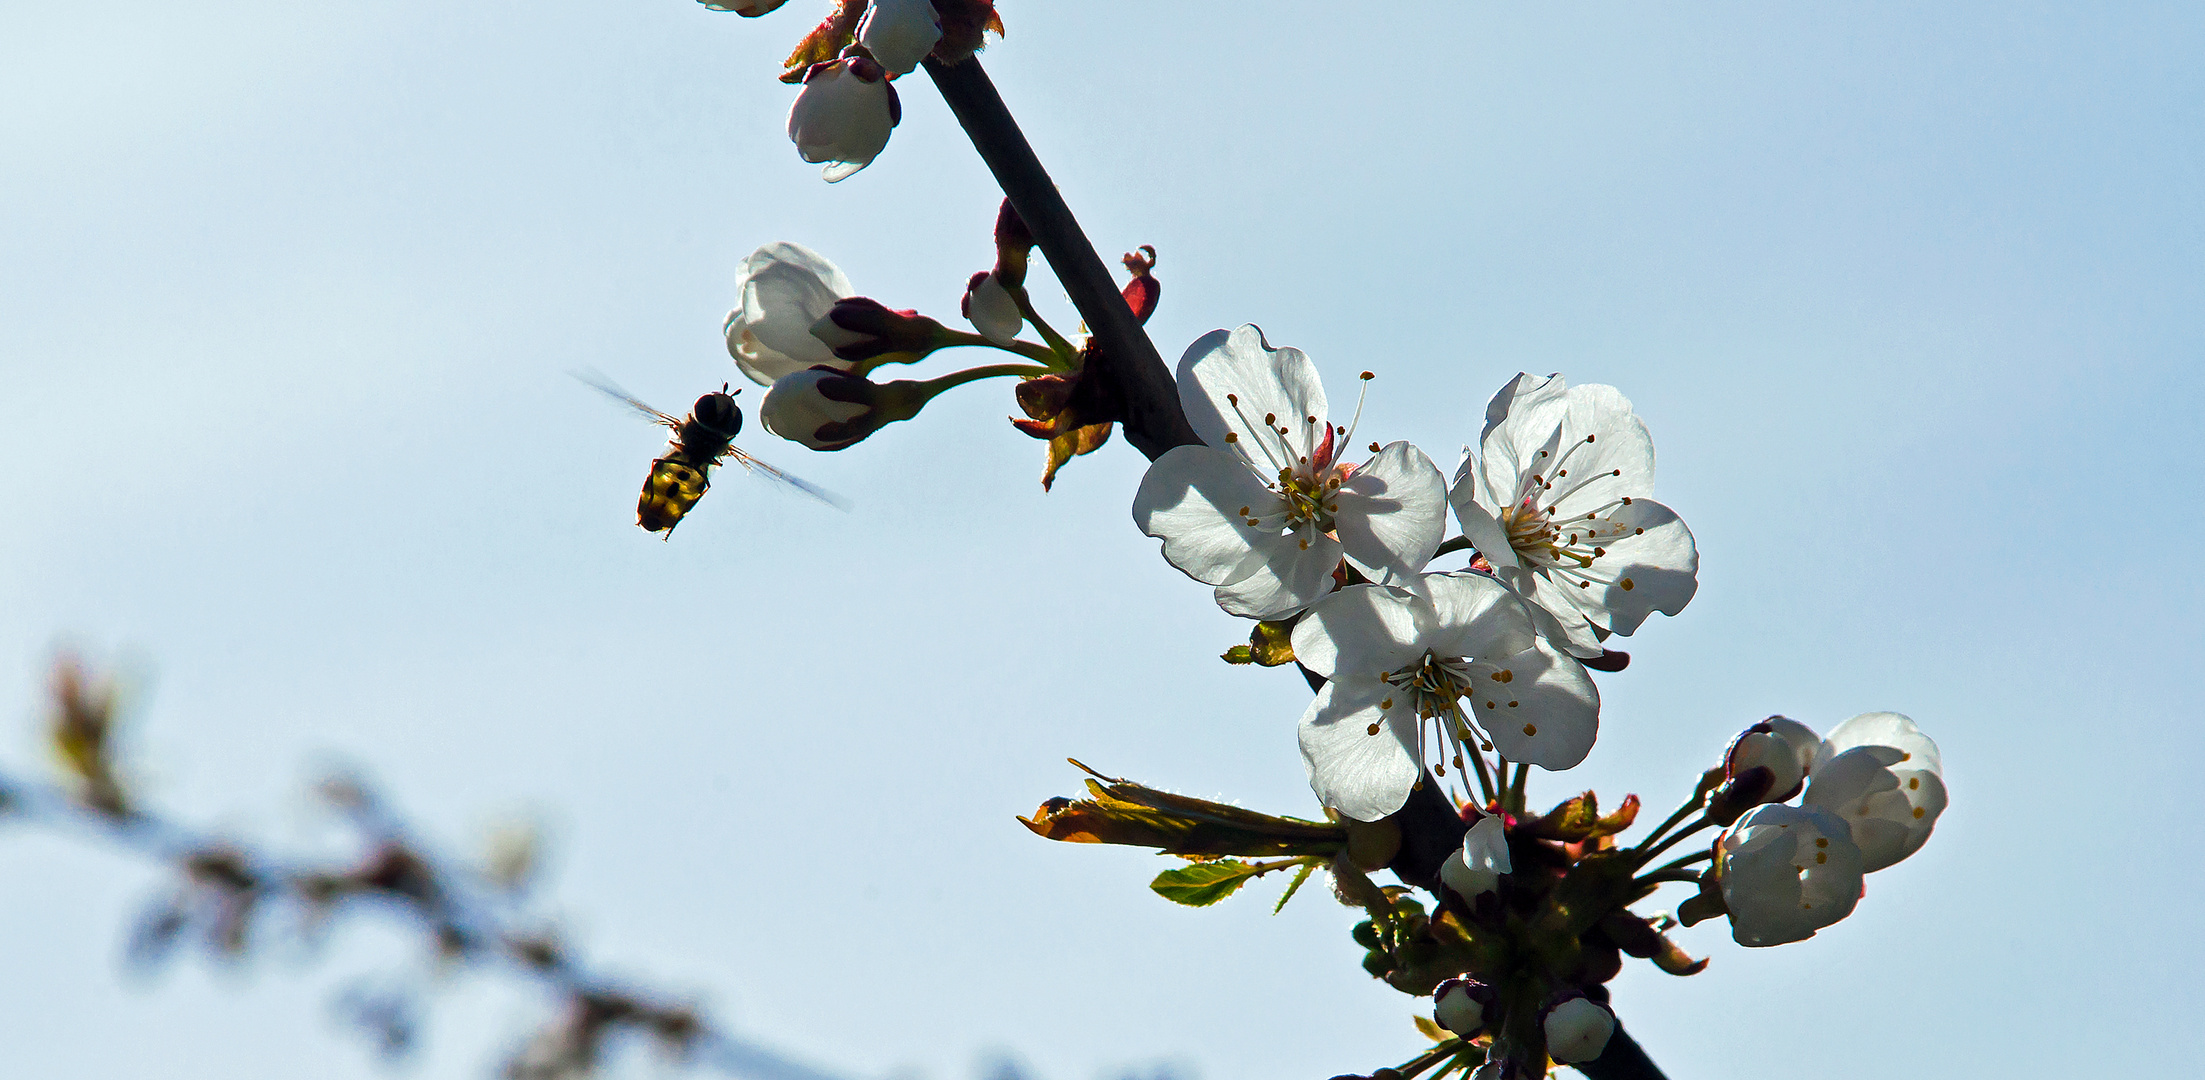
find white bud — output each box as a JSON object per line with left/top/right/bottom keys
{"left": 1716, "top": 803, "right": 1864, "bottom": 947}
{"left": 1724, "top": 715, "right": 1820, "bottom": 801}
{"left": 856, "top": 0, "right": 942, "bottom": 76}
{"left": 1542, "top": 997, "right": 1615, "bottom": 1064}
{"left": 1803, "top": 712, "right": 1946, "bottom": 872}
{"left": 726, "top": 243, "right": 855, "bottom": 386}
{"left": 962, "top": 270, "right": 1024, "bottom": 346}
{"left": 1432, "top": 979, "right": 1494, "bottom": 1037}
{"left": 761, "top": 368, "right": 872, "bottom": 450}
{"left": 786, "top": 58, "right": 898, "bottom": 183}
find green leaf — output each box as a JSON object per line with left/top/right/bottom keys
{"left": 1150, "top": 860, "right": 1265, "bottom": 906}
{"left": 1272, "top": 860, "right": 1316, "bottom": 914}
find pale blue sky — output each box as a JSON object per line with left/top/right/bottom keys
{"left": 3, "top": 2, "right": 2201, "bottom": 1078}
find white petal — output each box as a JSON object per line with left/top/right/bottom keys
{"left": 1462, "top": 635, "right": 1599, "bottom": 770}
{"left": 1299, "top": 681, "right": 1420, "bottom": 821}
{"left": 1415, "top": 572, "right": 1540, "bottom": 663}
{"left": 1802, "top": 745, "right": 1946, "bottom": 872}
{"left": 965, "top": 271, "right": 1024, "bottom": 346}
{"left": 1175, "top": 325, "right": 1327, "bottom": 465}
{"left": 1449, "top": 463, "right": 1522, "bottom": 576}
{"left": 1337, "top": 441, "right": 1447, "bottom": 585}
{"left": 728, "top": 242, "right": 854, "bottom": 386}
{"left": 1131, "top": 447, "right": 1277, "bottom": 587}
{"left": 1516, "top": 567, "right": 1605, "bottom": 657}
{"left": 1212, "top": 532, "right": 1343, "bottom": 619}
{"left": 1462, "top": 813, "right": 1511, "bottom": 874}
{"left": 1814, "top": 711, "right": 1943, "bottom": 775}
{"left": 855, "top": 0, "right": 941, "bottom": 76}
{"left": 1552, "top": 497, "right": 1698, "bottom": 635}
{"left": 1479, "top": 378, "right": 1656, "bottom": 520}
{"left": 1290, "top": 582, "right": 1430, "bottom": 680}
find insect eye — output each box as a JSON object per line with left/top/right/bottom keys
{"left": 696, "top": 394, "right": 740, "bottom": 436}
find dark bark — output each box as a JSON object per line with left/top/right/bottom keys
{"left": 1578, "top": 1025, "right": 1671, "bottom": 1080}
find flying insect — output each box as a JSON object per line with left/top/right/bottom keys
{"left": 577, "top": 372, "right": 846, "bottom": 536}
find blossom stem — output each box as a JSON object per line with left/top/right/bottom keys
{"left": 1009, "top": 286, "right": 1083, "bottom": 365}
{"left": 1508, "top": 763, "right": 1529, "bottom": 813}
{"left": 1635, "top": 813, "right": 1714, "bottom": 866}
{"left": 1577, "top": 1025, "right": 1672, "bottom": 1080}
{"left": 923, "top": 56, "right": 1201, "bottom": 460}
{"left": 914, "top": 363, "right": 1057, "bottom": 398}
{"left": 1384, "top": 1038, "right": 1471, "bottom": 1079}
{"left": 1633, "top": 789, "right": 1710, "bottom": 854}
{"left": 1633, "top": 868, "right": 1706, "bottom": 889}
{"left": 1433, "top": 535, "right": 1476, "bottom": 559}
{"left": 1647, "top": 849, "right": 1714, "bottom": 876}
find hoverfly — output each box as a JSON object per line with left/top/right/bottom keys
{"left": 577, "top": 372, "right": 846, "bottom": 536}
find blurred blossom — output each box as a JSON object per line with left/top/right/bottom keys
{"left": 727, "top": 242, "right": 856, "bottom": 385}
{"left": 1542, "top": 996, "right": 1616, "bottom": 1063}
{"left": 1132, "top": 324, "right": 1446, "bottom": 619}
{"left": 1451, "top": 373, "right": 1698, "bottom": 658}
{"left": 787, "top": 56, "right": 900, "bottom": 182}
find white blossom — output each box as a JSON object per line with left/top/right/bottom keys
{"left": 725, "top": 243, "right": 855, "bottom": 386}
{"left": 1133, "top": 325, "right": 1447, "bottom": 620}
{"left": 1450, "top": 373, "right": 1698, "bottom": 658}
{"left": 1292, "top": 573, "right": 1599, "bottom": 821}
{"left": 1440, "top": 811, "right": 1512, "bottom": 901}
{"left": 1542, "top": 997, "right": 1616, "bottom": 1064}
{"left": 1716, "top": 802, "right": 1864, "bottom": 947}
{"left": 856, "top": 0, "right": 941, "bottom": 76}
{"left": 786, "top": 57, "right": 899, "bottom": 182}
{"left": 1802, "top": 712, "right": 1947, "bottom": 873}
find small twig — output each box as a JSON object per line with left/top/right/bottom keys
{"left": 923, "top": 56, "right": 1200, "bottom": 460}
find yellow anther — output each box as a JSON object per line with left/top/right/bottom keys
{"left": 1366, "top": 722, "right": 1381, "bottom": 736}
{"left": 1521, "top": 724, "right": 1537, "bottom": 736}
{"left": 1912, "top": 806, "right": 1926, "bottom": 819}
{"left": 1620, "top": 578, "right": 1635, "bottom": 591}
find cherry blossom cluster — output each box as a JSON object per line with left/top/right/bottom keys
{"left": 699, "top": 4, "right": 1951, "bottom": 1077}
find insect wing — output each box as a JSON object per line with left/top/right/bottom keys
{"left": 572, "top": 369, "right": 681, "bottom": 429}
{"left": 722, "top": 446, "right": 852, "bottom": 511}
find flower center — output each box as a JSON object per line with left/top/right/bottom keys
{"left": 1499, "top": 431, "right": 1643, "bottom": 592}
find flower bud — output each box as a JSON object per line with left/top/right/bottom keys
{"left": 1438, "top": 812, "right": 1511, "bottom": 902}
{"left": 856, "top": 0, "right": 942, "bottom": 76}
{"left": 807, "top": 297, "right": 948, "bottom": 363}
{"left": 1431, "top": 978, "right": 1498, "bottom": 1037}
{"left": 961, "top": 270, "right": 1024, "bottom": 346}
{"left": 1802, "top": 712, "right": 1946, "bottom": 872}
{"left": 1715, "top": 803, "right": 1864, "bottom": 947}
{"left": 787, "top": 56, "right": 900, "bottom": 182}
{"left": 726, "top": 243, "right": 855, "bottom": 385}
{"left": 760, "top": 367, "right": 923, "bottom": 450}
{"left": 1709, "top": 716, "right": 1820, "bottom": 823}
{"left": 1541, "top": 996, "right": 1615, "bottom": 1064}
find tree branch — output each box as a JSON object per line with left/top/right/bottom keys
{"left": 922, "top": 55, "right": 1201, "bottom": 460}
{"left": 1578, "top": 1024, "right": 1671, "bottom": 1080}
